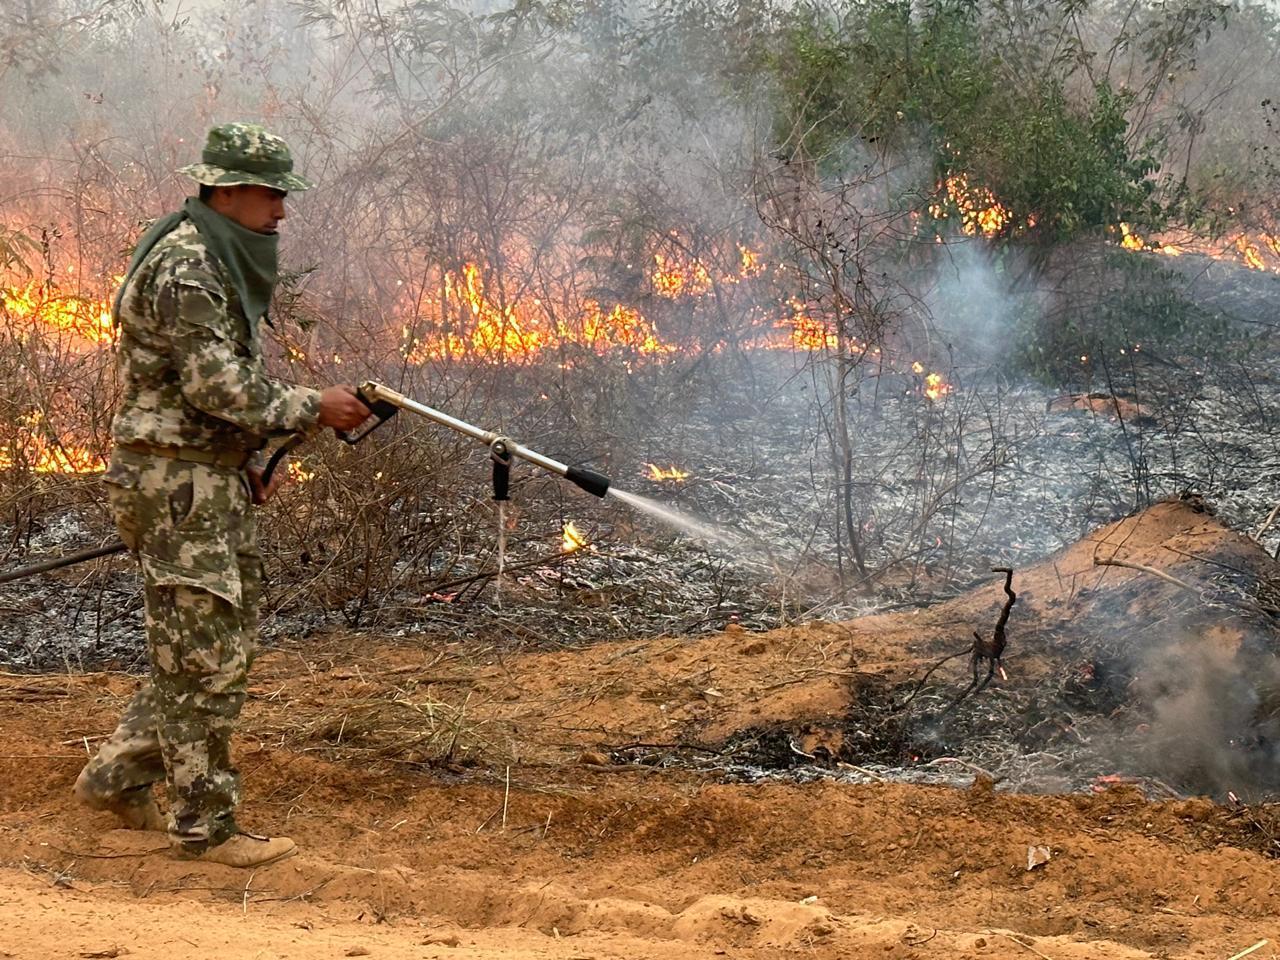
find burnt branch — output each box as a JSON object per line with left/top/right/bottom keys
{"left": 896, "top": 567, "right": 1017, "bottom": 715}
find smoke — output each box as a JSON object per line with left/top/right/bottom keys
{"left": 918, "top": 240, "right": 1036, "bottom": 363}
{"left": 1126, "top": 636, "right": 1280, "bottom": 800}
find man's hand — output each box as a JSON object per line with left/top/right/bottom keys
{"left": 247, "top": 464, "right": 284, "bottom": 505}
{"left": 318, "top": 384, "right": 370, "bottom": 431}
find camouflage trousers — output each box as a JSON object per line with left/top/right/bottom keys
{"left": 76, "top": 448, "right": 261, "bottom": 851}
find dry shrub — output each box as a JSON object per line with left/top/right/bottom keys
{"left": 264, "top": 689, "right": 513, "bottom": 769}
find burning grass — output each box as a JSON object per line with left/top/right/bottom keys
{"left": 0, "top": 279, "right": 116, "bottom": 345}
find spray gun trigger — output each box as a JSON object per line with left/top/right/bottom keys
{"left": 337, "top": 389, "right": 400, "bottom": 445}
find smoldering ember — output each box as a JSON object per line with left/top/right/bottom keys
{"left": 5, "top": 1, "right": 1280, "bottom": 957}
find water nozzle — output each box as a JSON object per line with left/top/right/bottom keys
{"left": 565, "top": 465, "right": 610, "bottom": 499}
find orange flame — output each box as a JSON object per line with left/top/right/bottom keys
{"left": 648, "top": 240, "right": 764, "bottom": 298}
{"left": 1, "top": 280, "right": 116, "bottom": 344}
{"left": 1130, "top": 227, "right": 1280, "bottom": 269}
{"left": 402, "top": 263, "right": 674, "bottom": 364}
{"left": 562, "top": 521, "right": 590, "bottom": 553}
{"left": 924, "top": 372, "right": 951, "bottom": 401}
{"left": 644, "top": 463, "right": 690, "bottom": 482}
{"left": 0, "top": 434, "right": 104, "bottom": 473}
{"left": 652, "top": 251, "right": 712, "bottom": 299}
{"left": 1118, "top": 223, "right": 1145, "bottom": 251}
{"left": 777, "top": 299, "right": 839, "bottom": 351}
{"left": 1236, "top": 235, "right": 1266, "bottom": 270}
{"left": 930, "top": 175, "right": 1013, "bottom": 238}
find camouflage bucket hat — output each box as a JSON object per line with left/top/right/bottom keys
{"left": 178, "top": 122, "right": 314, "bottom": 192}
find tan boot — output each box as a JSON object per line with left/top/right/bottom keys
{"left": 176, "top": 833, "right": 297, "bottom": 868}
{"left": 73, "top": 771, "right": 166, "bottom": 832}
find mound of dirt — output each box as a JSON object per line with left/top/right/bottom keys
{"left": 237, "top": 496, "right": 1271, "bottom": 797}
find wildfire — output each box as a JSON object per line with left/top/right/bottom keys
{"left": 777, "top": 299, "right": 839, "bottom": 351}
{"left": 930, "top": 175, "right": 1013, "bottom": 238}
{"left": 924, "top": 372, "right": 951, "bottom": 401}
{"left": 648, "top": 239, "right": 766, "bottom": 299}
{"left": 1118, "top": 222, "right": 1145, "bottom": 252}
{"left": 562, "top": 521, "right": 590, "bottom": 553}
{"left": 1118, "top": 222, "right": 1280, "bottom": 271}
{"left": 0, "top": 280, "right": 116, "bottom": 344}
{"left": 1236, "top": 235, "right": 1266, "bottom": 271}
{"left": 644, "top": 463, "right": 690, "bottom": 482}
{"left": 287, "top": 461, "right": 316, "bottom": 483}
{"left": 581, "top": 300, "right": 672, "bottom": 354}
{"left": 0, "top": 434, "right": 104, "bottom": 473}
{"left": 401, "top": 262, "right": 674, "bottom": 364}
{"left": 652, "top": 251, "right": 712, "bottom": 299}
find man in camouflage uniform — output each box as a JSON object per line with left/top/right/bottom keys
{"left": 73, "top": 123, "right": 369, "bottom": 868}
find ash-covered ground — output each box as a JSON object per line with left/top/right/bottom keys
{"left": 3, "top": 254, "right": 1279, "bottom": 691}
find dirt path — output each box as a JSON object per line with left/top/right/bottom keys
{"left": 4, "top": 725, "right": 1280, "bottom": 959}
{"left": 0, "top": 863, "right": 1187, "bottom": 960}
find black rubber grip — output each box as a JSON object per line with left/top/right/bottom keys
{"left": 338, "top": 389, "right": 400, "bottom": 445}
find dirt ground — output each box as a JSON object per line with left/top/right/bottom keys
{"left": 3, "top": 499, "right": 1280, "bottom": 959}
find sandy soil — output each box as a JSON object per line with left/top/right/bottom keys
{"left": 3, "top": 499, "right": 1280, "bottom": 959}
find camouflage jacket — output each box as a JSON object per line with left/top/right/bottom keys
{"left": 112, "top": 220, "right": 320, "bottom": 453}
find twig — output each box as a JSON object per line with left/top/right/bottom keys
{"left": 893, "top": 647, "right": 973, "bottom": 710}
{"left": 242, "top": 869, "right": 256, "bottom": 915}
{"left": 1094, "top": 555, "right": 1209, "bottom": 592}
{"left": 430, "top": 551, "right": 574, "bottom": 596}
{"left": 999, "top": 932, "right": 1057, "bottom": 960}
{"left": 47, "top": 844, "right": 169, "bottom": 859}
{"left": 501, "top": 765, "right": 510, "bottom": 830}
{"left": 925, "top": 757, "right": 998, "bottom": 781}
{"left": 1253, "top": 500, "right": 1280, "bottom": 541}
{"left": 835, "top": 762, "right": 887, "bottom": 782}
{"left": 1225, "top": 940, "right": 1269, "bottom": 960}
{"left": 1161, "top": 546, "right": 1261, "bottom": 580}
{"left": 1093, "top": 557, "right": 1276, "bottom": 618}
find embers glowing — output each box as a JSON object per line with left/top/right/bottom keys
{"left": 644, "top": 463, "right": 689, "bottom": 482}
{"left": 923, "top": 372, "right": 951, "bottom": 401}
{"left": 930, "top": 175, "right": 1014, "bottom": 238}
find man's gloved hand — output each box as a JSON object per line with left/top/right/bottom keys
{"left": 318, "top": 384, "right": 370, "bottom": 432}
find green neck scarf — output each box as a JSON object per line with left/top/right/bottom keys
{"left": 112, "top": 197, "right": 279, "bottom": 325}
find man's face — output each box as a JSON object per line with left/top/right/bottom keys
{"left": 209, "top": 184, "right": 288, "bottom": 235}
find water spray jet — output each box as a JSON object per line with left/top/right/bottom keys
{"left": 353, "top": 383, "right": 739, "bottom": 543}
